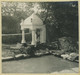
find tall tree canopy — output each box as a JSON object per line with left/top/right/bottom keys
{"left": 1, "top": 1, "right": 78, "bottom": 41}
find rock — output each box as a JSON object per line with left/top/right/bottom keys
{"left": 70, "top": 53, "right": 78, "bottom": 56}
{"left": 15, "top": 54, "right": 24, "bottom": 58}
{"left": 35, "top": 53, "right": 42, "bottom": 56}
{"left": 61, "top": 52, "right": 79, "bottom": 62}
{"left": 61, "top": 54, "right": 70, "bottom": 59}
{"left": 2, "top": 56, "right": 13, "bottom": 60}
{"left": 67, "top": 53, "right": 79, "bottom": 61}
{"left": 75, "top": 60, "right": 79, "bottom": 63}
{"left": 16, "top": 43, "right": 23, "bottom": 48}
{"left": 52, "top": 52, "right": 61, "bottom": 57}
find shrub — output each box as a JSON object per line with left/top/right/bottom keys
{"left": 25, "top": 45, "right": 36, "bottom": 56}
{"left": 58, "top": 37, "right": 78, "bottom": 53}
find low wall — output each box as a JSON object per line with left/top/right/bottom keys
{"left": 2, "top": 33, "right": 32, "bottom": 44}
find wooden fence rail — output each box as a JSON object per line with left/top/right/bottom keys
{"left": 2, "top": 33, "right": 30, "bottom": 36}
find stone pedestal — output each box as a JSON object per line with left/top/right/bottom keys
{"left": 40, "top": 29, "right": 44, "bottom": 43}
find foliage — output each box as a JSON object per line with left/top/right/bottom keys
{"left": 2, "top": 16, "right": 19, "bottom": 34}
{"left": 25, "top": 45, "right": 35, "bottom": 56}
{"left": 58, "top": 37, "right": 78, "bottom": 53}
{"left": 38, "top": 2, "right": 78, "bottom": 42}
{"left": 1, "top": 1, "right": 78, "bottom": 42}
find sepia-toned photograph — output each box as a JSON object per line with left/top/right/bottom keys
{"left": 1, "top": 1, "right": 79, "bottom": 73}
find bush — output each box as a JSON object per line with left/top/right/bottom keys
{"left": 58, "top": 37, "right": 78, "bottom": 53}
{"left": 25, "top": 45, "right": 36, "bottom": 56}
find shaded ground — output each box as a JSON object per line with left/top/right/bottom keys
{"left": 2, "top": 55, "right": 79, "bottom": 73}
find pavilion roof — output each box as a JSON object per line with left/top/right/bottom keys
{"left": 23, "top": 13, "right": 43, "bottom": 26}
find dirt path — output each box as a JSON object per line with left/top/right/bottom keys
{"left": 2, "top": 55, "right": 79, "bottom": 73}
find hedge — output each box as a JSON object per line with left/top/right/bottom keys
{"left": 2, "top": 34, "right": 32, "bottom": 44}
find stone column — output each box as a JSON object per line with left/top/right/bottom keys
{"left": 40, "top": 29, "right": 43, "bottom": 43}
{"left": 21, "top": 29, "right": 26, "bottom": 43}
{"left": 44, "top": 26, "right": 46, "bottom": 43}
{"left": 40, "top": 26, "right": 46, "bottom": 43}
{"left": 31, "top": 29, "right": 36, "bottom": 45}
{"left": 35, "top": 31, "right": 37, "bottom": 46}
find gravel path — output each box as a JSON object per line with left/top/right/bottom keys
{"left": 2, "top": 55, "right": 79, "bottom": 73}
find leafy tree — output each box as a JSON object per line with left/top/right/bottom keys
{"left": 1, "top": 2, "right": 78, "bottom": 42}
{"left": 37, "top": 2, "right": 78, "bottom": 42}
